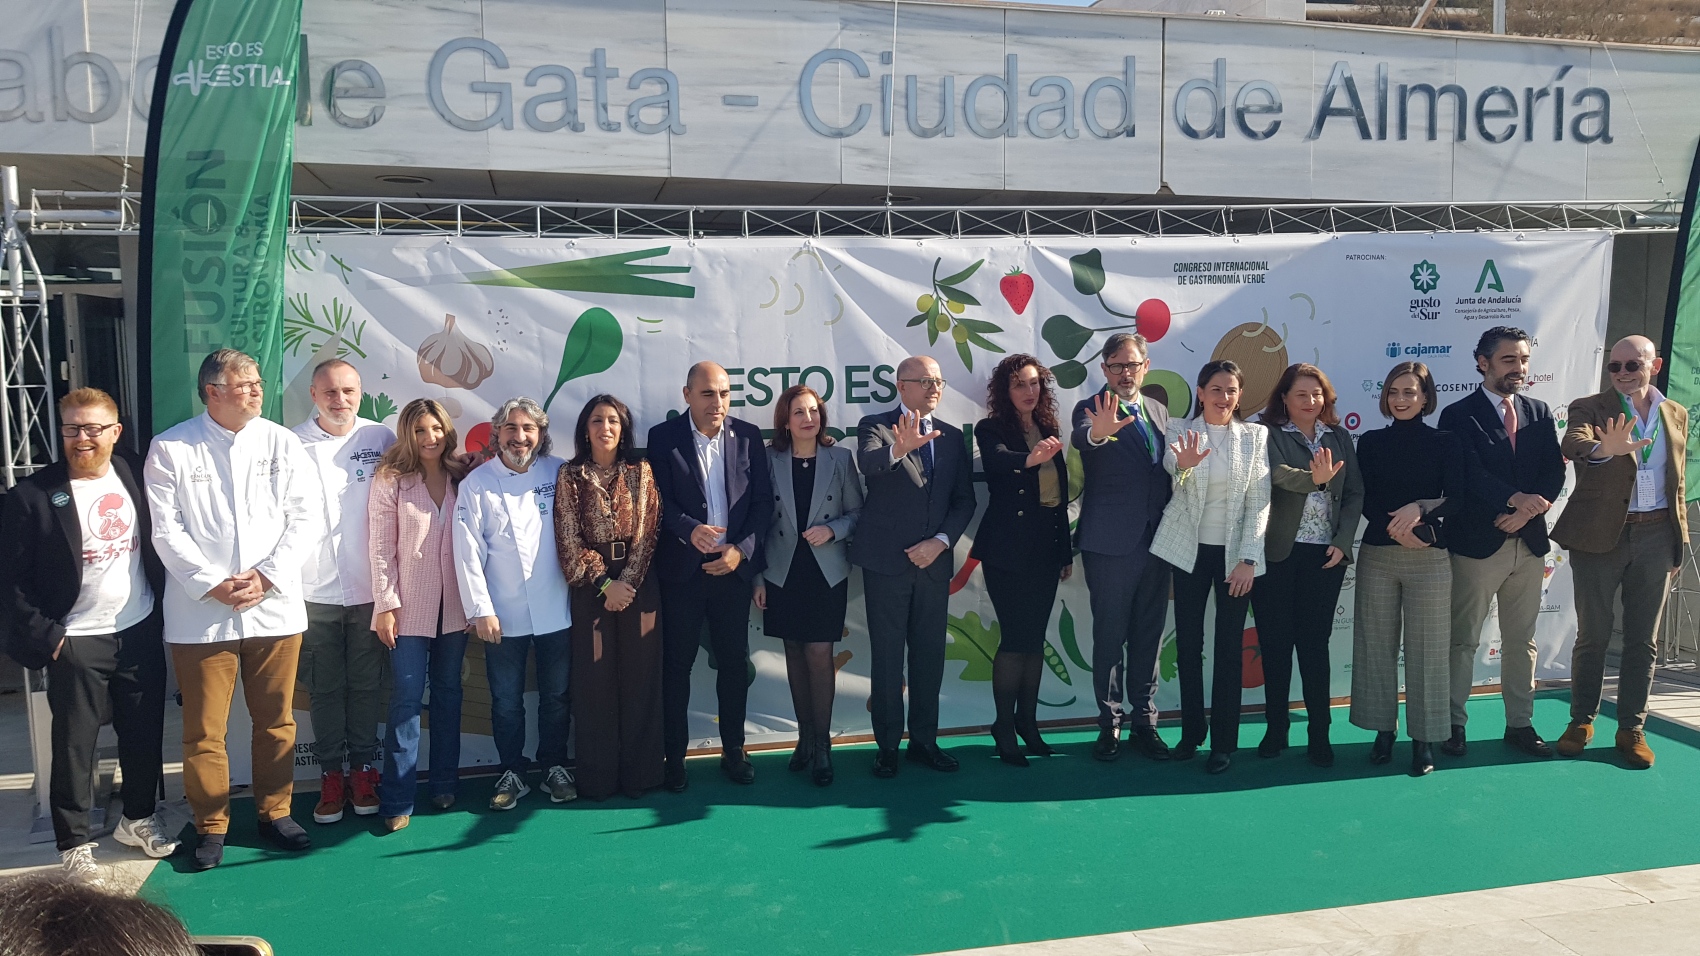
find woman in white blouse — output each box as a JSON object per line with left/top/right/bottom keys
{"left": 1150, "top": 359, "right": 1272, "bottom": 775}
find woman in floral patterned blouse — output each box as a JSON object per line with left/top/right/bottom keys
{"left": 553, "top": 394, "right": 662, "bottom": 800}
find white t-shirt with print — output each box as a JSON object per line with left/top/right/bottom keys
{"left": 62, "top": 469, "right": 155, "bottom": 636}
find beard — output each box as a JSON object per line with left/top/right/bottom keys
{"left": 1493, "top": 372, "right": 1524, "bottom": 395}
{"left": 68, "top": 443, "right": 114, "bottom": 475}
{"left": 500, "top": 445, "right": 536, "bottom": 470}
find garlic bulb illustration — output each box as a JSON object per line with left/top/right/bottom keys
{"left": 417, "top": 313, "right": 495, "bottom": 390}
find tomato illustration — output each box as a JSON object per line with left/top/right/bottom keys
{"left": 1000, "top": 266, "right": 1034, "bottom": 314}
{"left": 949, "top": 557, "right": 981, "bottom": 595}
{"left": 1136, "top": 299, "right": 1171, "bottom": 343}
{"left": 1241, "top": 627, "right": 1264, "bottom": 688}
{"left": 465, "top": 421, "right": 495, "bottom": 457}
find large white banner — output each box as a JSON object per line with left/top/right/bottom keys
{"left": 278, "top": 230, "right": 1610, "bottom": 771}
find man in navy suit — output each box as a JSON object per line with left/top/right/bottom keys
{"left": 850, "top": 355, "right": 977, "bottom": 778}
{"left": 1438, "top": 326, "right": 1565, "bottom": 759}
{"left": 1071, "top": 333, "right": 1174, "bottom": 762}
{"left": 647, "top": 362, "right": 772, "bottom": 790}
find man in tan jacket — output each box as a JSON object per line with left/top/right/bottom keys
{"left": 1550, "top": 335, "right": 1689, "bottom": 769}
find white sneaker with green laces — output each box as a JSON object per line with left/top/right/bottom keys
{"left": 114, "top": 813, "right": 181, "bottom": 859}
{"left": 543, "top": 765, "right": 577, "bottom": 803}
{"left": 60, "top": 843, "right": 103, "bottom": 885}
{"left": 489, "top": 770, "right": 530, "bottom": 811}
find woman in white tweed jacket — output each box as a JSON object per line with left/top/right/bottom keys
{"left": 1150, "top": 359, "right": 1272, "bottom": 775}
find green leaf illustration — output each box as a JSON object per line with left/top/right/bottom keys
{"left": 1070, "top": 249, "right": 1106, "bottom": 296}
{"left": 938, "top": 258, "right": 985, "bottom": 287}
{"left": 956, "top": 340, "right": 974, "bottom": 371}
{"left": 461, "top": 247, "right": 695, "bottom": 298}
{"left": 1042, "top": 639, "right": 1073, "bottom": 686}
{"left": 1159, "top": 631, "right": 1178, "bottom": 682}
{"left": 907, "top": 312, "right": 929, "bottom": 327}
{"left": 1042, "top": 313, "right": 1096, "bottom": 361}
{"left": 1058, "top": 602, "right": 1092, "bottom": 673}
{"left": 944, "top": 611, "right": 1001, "bottom": 681}
{"left": 358, "top": 391, "right": 397, "bottom": 422}
{"left": 545, "top": 307, "right": 623, "bottom": 411}
{"left": 954, "top": 318, "right": 1003, "bottom": 334}
{"left": 1052, "top": 360, "right": 1088, "bottom": 389}
{"left": 962, "top": 329, "right": 1004, "bottom": 354}
{"left": 937, "top": 284, "right": 981, "bottom": 307}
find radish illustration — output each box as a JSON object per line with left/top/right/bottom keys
{"left": 1000, "top": 267, "right": 1034, "bottom": 314}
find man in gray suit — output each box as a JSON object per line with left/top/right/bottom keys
{"left": 850, "top": 356, "right": 977, "bottom": 778}
{"left": 1072, "top": 333, "right": 1175, "bottom": 762}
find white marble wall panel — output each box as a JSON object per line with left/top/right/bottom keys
{"left": 0, "top": 0, "right": 169, "bottom": 157}
{"left": 1583, "top": 44, "right": 1700, "bottom": 202}
{"left": 1001, "top": 9, "right": 1162, "bottom": 196}
{"left": 665, "top": 0, "right": 845, "bottom": 186}
{"left": 1450, "top": 36, "right": 1591, "bottom": 202}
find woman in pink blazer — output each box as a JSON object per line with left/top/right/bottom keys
{"left": 370, "top": 399, "right": 471, "bottom": 831}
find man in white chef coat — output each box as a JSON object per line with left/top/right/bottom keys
{"left": 291, "top": 359, "right": 395, "bottom": 824}
{"left": 453, "top": 397, "right": 576, "bottom": 810}
{"left": 144, "top": 348, "right": 323, "bottom": 871}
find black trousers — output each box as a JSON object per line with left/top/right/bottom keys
{"left": 1251, "top": 543, "right": 1346, "bottom": 734}
{"left": 1083, "top": 547, "right": 1172, "bottom": 731}
{"left": 1171, "top": 545, "right": 1250, "bottom": 753}
{"left": 45, "top": 614, "right": 166, "bottom": 850}
{"left": 660, "top": 569, "right": 753, "bottom": 761}
{"left": 861, "top": 565, "right": 949, "bottom": 752}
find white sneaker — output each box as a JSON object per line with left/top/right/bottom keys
{"left": 543, "top": 765, "right": 578, "bottom": 803}
{"left": 488, "top": 770, "right": 530, "bottom": 811}
{"left": 59, "top": 843, "right": 104, "bottom": 885}
{"left": 114, "top": 813, "right": 182, "bottom": 859}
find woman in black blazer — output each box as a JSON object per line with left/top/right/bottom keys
{"left": 972, "top": 353, "right": 1073, "bottom": 765}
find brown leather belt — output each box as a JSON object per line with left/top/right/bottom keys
{"left": 594, "top": 540, "right": 629, "bottom": 562}
{"left": 1625, "top": 510, "right": 1668, "bottom": 525}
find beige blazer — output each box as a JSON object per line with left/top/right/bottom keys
{"left": 1150, "top": 417, "right": 1271, "bottom": 574}
{"left": 1550, "top": 389, "right": 1688, "bottom": 565}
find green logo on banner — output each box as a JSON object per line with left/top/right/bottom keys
{"left": 1475, "top": 259, "right": 1505, "bottom": 293}
{"left": 1409, "top": 260, "right": 1440, "bottom": 294}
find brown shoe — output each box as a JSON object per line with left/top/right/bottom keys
{"left": 1555, "top": 721, "right": 1593, "bottom": 758}
{"left": 1615, "top": 728, "right": 1655, "bottom": 769}
{"left": 381, "top": 815, "right": 410, "bottom": 834}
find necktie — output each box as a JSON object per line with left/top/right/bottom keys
{"left": 1502, "top": 397, "right": 1517, "bottom": 451}
{"left": 1127, "top": 400, "right": 1157, "bottom": 463}
{"left": 919, "top": 418, "right": 935, "bottom": 478}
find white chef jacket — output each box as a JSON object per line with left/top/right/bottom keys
{"left": 453, "top": 454, "right": 571, "bottom": 637}
{"left": 144, "top": 413, "right": 323, "bottom": 644}
{"left": 292, "top": 416, "right": 395, "bottom": 606}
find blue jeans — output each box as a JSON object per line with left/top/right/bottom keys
{"left": 379, "top": 633, "right": 469, "bottom": 816}
{"left": 483, "top": 628, "right": 571, "bottom": 774}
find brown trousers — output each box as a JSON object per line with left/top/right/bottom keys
{"left": 171, "top": 634, "right": 301, "bottom": 834}
{"left": 570, "top": 577, "right": 664, "bottom": 801}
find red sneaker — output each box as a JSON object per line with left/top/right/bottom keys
{"left": 313, "top": 770, "right": 347, "bottom": 824}
{"left": 350, "top": 764, "right": 381, "bottom": 816}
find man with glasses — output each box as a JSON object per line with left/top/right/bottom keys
{"left": 2, "top": 389, "right": 176, "bottom": 884}
{"left": 144, "top": 349, "right": 322, "bottom": 870}
{"left": 289, "top": 359, "right": 395, "bottom": 824}
{"left": 1071, "top": 333, "right": 1174, "bottom": 762}
{"left": 1551, "top": 335, "right": 1689, "bottom": 768}
{"left": 850, "top": 356, "right": 976, "bottom": 777}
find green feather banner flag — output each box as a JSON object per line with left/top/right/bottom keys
{"left": 139, "top": 0, "right": 302, "bottom": 432}
{"left": 1661, "top": 141, "right": 1700, "bottom": 501}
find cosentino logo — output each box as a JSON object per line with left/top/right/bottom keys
{"left": 1385, "top": 342, "right": 1453, "bottom": 358}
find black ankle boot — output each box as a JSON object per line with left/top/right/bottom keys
{"left": 1410, "top": 739, "right": 1434, "bottom": 776}
{"left": 991, "top": 719, "right": 1028, "bottom": 766}
{"left": 1258, "top": 724, "right": 1289, "bottom": 758}
{"left": 810, "top": 732, "right": 833, "bottom": 786}
{"left": 1015, "top": 716, "right": 1055, "bottom": 757}
{"left": 1370, "top": 731, "right": 1395, "bottom": 765}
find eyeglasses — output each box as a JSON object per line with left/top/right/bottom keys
{"left": 899, "top": 377, "right": 946, "bottom": 390}
{"left": 1606, "top": 360, "right": 1649, "bottom": 374}
{"left": 60, "top": 423, "right": 119, "bottom": 438}
{"left": 211, "top": 380, "right": 265, "bottom": 395}
{"left": 1105, "top": 361, "right": 1147, "bottom": 376}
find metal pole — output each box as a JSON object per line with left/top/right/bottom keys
{"left": 1, "top": 166, "right": 21, "bottom": 488}
{"left": 1493, "top": 0, "right": 1506, "bottom": 33}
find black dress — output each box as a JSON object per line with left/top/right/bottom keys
{"left": 763, "top": 455, "right": 849, "bottom": 643}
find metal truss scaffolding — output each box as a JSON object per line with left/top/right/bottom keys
{"left": 1, "top": 169, "right": 56, "bottom": 488}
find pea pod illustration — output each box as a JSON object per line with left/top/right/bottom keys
{"left": 1058, "top": 602, "right": 1092, "bottom": 673}
{"left": 1042, "top": 639, "right": 1073, "bottom": 686}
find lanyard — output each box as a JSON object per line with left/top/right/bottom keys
{"left": 1618, "top": 394, "right": 1661, "bottom": 466}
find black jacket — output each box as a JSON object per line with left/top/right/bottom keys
{"left": 0, "top": 456, "right": 165, "bottom": 669}
{"left": 969, "top": 416, "right": 1072, "bottom": 573}
{"left": 646, "top": 413, "right": 772, "bottom": 584}
{"left": 849, "top": 407, "right": 977, "bottom": 579}
{"left": 1437, "top": 389, "right": 1566, "bottom": 560}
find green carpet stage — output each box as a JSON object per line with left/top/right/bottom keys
{"left": 141, "top": 694, "right": 1700, "bottom": 956}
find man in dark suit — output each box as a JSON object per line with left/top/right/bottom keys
{"left": 0, "top": 388, "right": 176, "bottom": 882}
{"left": 647, "top": 362, "right": 772, "bottom": 790}
{"left": 1437, "top": 326, "right": 1565, "bottom": 758}
{"left": 850, "top": 355, "right": 977, "bottom": 777}
{"left": 1071, "top": 333, "right": 1174, "bottom": 762}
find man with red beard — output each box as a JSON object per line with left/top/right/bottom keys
{"left": 1, "top": 389, "right": 175, "bottom": 883}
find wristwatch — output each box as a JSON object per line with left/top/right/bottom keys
{"left": 1240, "top": 559, "right": 1256, "bottom": 567}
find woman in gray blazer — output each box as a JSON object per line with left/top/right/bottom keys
{"left": 754, "top": 385, "right": 862, "bottom": 786}
{"left": 1150, "top": 359, "right": 1272, "bottom": 775}
{"left": 1252, "top": 364, "right": 1363, "bottom": 768}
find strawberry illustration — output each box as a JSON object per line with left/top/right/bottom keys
{"left": 1000, "top": 266, "right": 1034, "bottom": 314}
